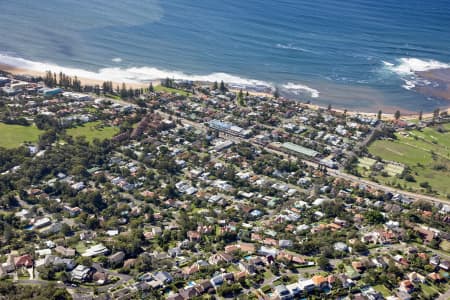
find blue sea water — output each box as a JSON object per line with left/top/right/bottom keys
{"left": 1, "top": 0, "right": 450, "bottom": 112}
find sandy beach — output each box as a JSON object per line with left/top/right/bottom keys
{"left": 0, "top": 63, "right": 149, "bottom": 89}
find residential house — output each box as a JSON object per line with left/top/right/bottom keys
{"left": 2, "top": 255, "right": 16, "bottom": 272}
{"left": 430, "top": 255, "right": 440, "bottom": 267}
{"left": 286, "top": 283, "right": 301, "bottom": 296}
{"left": 238, "top": 262, "right": 256, "bottom": 275}
{"left": 208, "top": 252, "right": 234, "bottom": 265}
{"left": 82, "top": 244, "right": 109, "bottom": 257}
{"left": 154, "top": 271, "right": 173, "bottom": 284}
{"left": 428, "top": 272, "right": 444, "bottom": 283}
{"left": 279, "top": 239, "right": 293, "bottom": 248}
{"left": 187, "top": 231, "right": 201, "bottom": 242}
{"left": 371, "top": 257, "right": 387, "bottom": 269}
{"left": 210, "top": 274, "right": 224, "bottom": 288}
{"left": 108, "top": 251, "right": 125, "bottom": 267}
{"left": 352, "top": 261, "right": 365, "bottom": 273}
{"left": 407, "top": 272, "right": 425, "bottom": 284}
{"left": 337, "top": 274, "right": 355, "bottom": 288}
{"left": 334, "top": 242, "right": 348, "bottom": 252}
{"left": 312, "top": 275, "right": 329, "bottom": 290}
{"left": 54, "top": 246, "right": 76, "bottom": 257}
{"left": 168, "top": 247, "right": 182, "bottom": 258}
{"left": 439, "top": 260, "right": 450, "bottom": 271}
{"left": 274, "top": 284, "right": 292, "bottom": 300}
{"left": 399, "top": 280, "right": 414, "bottom": 294}
{"left": 298, "top": 278, "right": 315, "bottom": 293}
{"left": 182, "top": 264, "right": 200, "bottom": 276}
{"left": 194, "top": 279, "right": 213, "bottom": 295}
{"left": 71, "top": 265, "right": 93, "bottom": 282}
{"left": 14, "top": 254, "right": 33, "bottom": 268}
{"left": 179, "top": 286, "right": 200, "bottom": 299}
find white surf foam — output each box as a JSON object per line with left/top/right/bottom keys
{"left": 276, "top": 43, "right": 315, "bottom": 54}
{"left": 282, "top": 82, "right": 320, "bottom": 98}
{"left": 386, "top": 58, "right": 450, "bottom": 75}
{"left": 383, "top": 57, "right": 450, "bottom": 91}
{"left": 382, "top": 61, "right": 394, "bottom": 67}
{"left": 112, "top": 57, "right": 123, "bottom": 63}
{"left": 0, "top": 53, "right": 274, "bottom": 88}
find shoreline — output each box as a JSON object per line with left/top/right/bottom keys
{"left": 0, "top": 63, "right": 150, "bottom": 89}
{"left": 1, "top": 63, "right": 449, "bottom": 121}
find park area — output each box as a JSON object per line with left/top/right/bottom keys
{"left": 367, "top": 123, "right": 450, "bottom": 198}
{"left": 154, "top": 85, "right": 191, "bottom": 96}
{"left": 0, "top": 123, "right": 42, "bottom": 148}
{"left": 66, "top": 121, "right": 119, "bottom": 143}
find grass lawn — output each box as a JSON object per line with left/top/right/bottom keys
{"left": 272, "top": 279, "right": 283, "bottom": 286}
{"left": 0, "top": 123, "right": 43, "bottom": 149}
{"left": 261, "top": 285, "right": 272, "bottom": 293}
{"left": 358, "top": 157, "right": 376, "bottom": 169}
{"left": 440, "top": 240, "right": 450, "bottom": 252}
{"left": 373, "top": 284, "right": 391, "bottom": 297}
{"left": 263, "top": 270, "right": 273, "bottom": 279}
{"left": 154, "top": 85, "right": 191, "bottom": 96}
{"left": 420, "top": 283, "right": 439, "bottom": 298}
{"left": 384, "top": 163, "right": 404, "bottom": 176}
{"left": 367, "top": 125, "right": 450, "bottom": 198}
{"left": 66, "top": 121, "right": 119, "bottom": 143}
{"left": 227, "top": 265, "right": 239, "bottom": 273}
{"left": 75, "top": 242, "right": 87, "bottom": 254}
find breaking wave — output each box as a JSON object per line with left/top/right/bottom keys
{"left": 0, "top": 53, "right": 274, "bottom": 88}
{"left": 276, "top": 43, "right": 316, "bottom": 54}
{"left": 383, "top": 58, "right": 450, "bottom": 91}
{"left": 385, "top": 58, "right": 450, "bottom": 75}
{"left": 282, "top": 82, "right": 320, "bottom": 98}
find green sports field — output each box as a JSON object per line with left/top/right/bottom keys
{"left": 0, "top": 123, "right": 43, "bottom": 149}
{"left": 66, "top": 121, "right": 119, "bottom": 143}
{"left": 154, "top": 85, "right": 191, "bottom": 96}
{"left": 368, "top": 124, "right": 450, "bottom": 198}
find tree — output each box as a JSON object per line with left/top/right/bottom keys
{"left": 120, "top": 83, "right": 128, "bottom": 98}
{"left": 377, "top": 110, "right": 382, "bottom": 120}
{"left": 219, "top": 80, "right": 226, "bottom": 93}
{"left": 352, "top": 241, "right": 368, "bottom": 254}
{"left": 76, "top": 256, "right": 92, "bottom": 267}
{"left": 317, "top": 255, "right": 330, "bottom": 271}
{"left": 419, "top": 181, "right": 431, "bottom": 189}
{"left": 327, "top": 104, "right": 332, "bottom": 111}
{"left": 418, "top": 110, "right": 423, "bottom": 121}
{"left": 213, "top": 81, "right": 218, "bottom": 90}
{"left": 37, "top": 265, "right": 56, "bottom": 280}
{"left": 0, "top": 193, "right": 19, "bottom": 209}
{"left": 394, "top": 110, "right": 401, "bottom": 120}
{"left": 364, "top": 210, "right": 385, "bottom": 224}
{"left": 433, "top": 108, "right": 440, "bottom": 120}
{"left": 60, "top": 223, "right": 72, "bottom": 236}
{"left": 149, "top": 82, "right": 154, "bottom": 93}
{"left": 237, "top": 89, "right": 245, "bottom": 106}
{"left": 273, "top": 87, "right": 280, "bottom": 99}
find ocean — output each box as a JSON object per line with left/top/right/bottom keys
{"left": 1, "top": 0, "right": 450, "bottom": 113}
